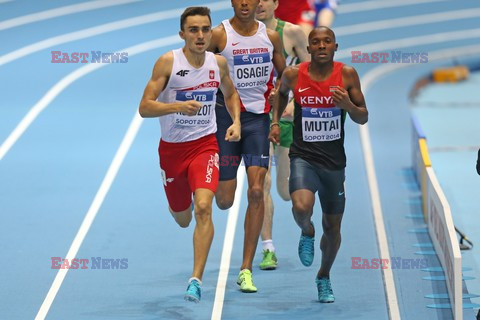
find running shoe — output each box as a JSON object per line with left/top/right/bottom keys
{"left": 184, "top": 279, "right": 201, "bottom": 303}
{"left": 298, "top": 224, "right": 315, "bottom": 266}
{"left": 315, "top": 277, "right": 335, "bottom": 303}
{"left": 236, "top": 269, "right": 257, "bottom": 293}
{"left": 259, "top": 250, "right": 278, "bottom": 270}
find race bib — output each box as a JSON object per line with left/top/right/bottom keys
{"left": 233, "top": 53, "right": 271, "bottom": 89}
{"left": 174, "top": 90, "right": 214, "bottom": 126}
{"left": 302, "top": 106, "right": 341, "bottom": 142}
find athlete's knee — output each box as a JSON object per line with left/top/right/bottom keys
{"left": 323, "top": 220, "right": 342, "bottom": 237}
{"left": 247, "top": 185, "right": 264, "bottom": 204}
{"left": 216, "top": 196, "right": 234, "bottom": 210}
{"left": 194, "top": 199, "right": 212, "bottom": 217}
{"left": 175, "top": 217, "right": 191, "bottom": 228}
{"left": 292, "top": 200, "right": 313, "bottom": 216}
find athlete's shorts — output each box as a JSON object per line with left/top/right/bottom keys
{"left": 158, "top": 134, "right": 219, "bottom": 212}
{"left": 216, "top": 107, "right": 270, "bottom": 181}
{"left": 289, "top": 156, "right": 345, "bottom": 214}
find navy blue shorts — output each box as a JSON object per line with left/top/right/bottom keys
{"left": 289, "top": 156, "right": 345, "bottom": 214}
{"left": 216, "top": 106, "right": 270, "bottom": 181}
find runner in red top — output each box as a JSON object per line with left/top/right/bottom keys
{"left": 269, "top": 26, "right": 368, "bottom": 303}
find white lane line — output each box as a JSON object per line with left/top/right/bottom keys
{"left": 0, "top": 0, "right": 142, "bottom": 31}
{"left": 0, "top": 0, "right": 230, "bottom": 66}
{"left": 33, "top": 35, "right": 183, "bottom": 320}
{"left": 35, "top": 114, "right": 143, "bottom": 320}
{"left": 336, "top": 28, "right": 480, "bottom": 60}
{"left": 0, "top": 0, "right": 13, "bottom": 3}
{"left": 0, "top": 34, "right": 181, "bottom": 162}
{"left": 359, "top": 44, "right": 480, "bottom": 320}
{"left": 357, "top": 122, "right": 401, "bottom": 320}
{"left": 211, "top": 170, "right": 245, "bottom": 320}
{"left": 336, "top": 8, "right": 480, "bottom": 36}
{"left": 338, "top": 0, "right": 449, "bottom": 14}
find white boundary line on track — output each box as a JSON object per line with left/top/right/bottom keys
{"left": 338, "top": 0, "right": 448, "bottom": 14}
{"left": 0, "top": 0, "right": 460, "bottom": 67}
{"left": 0, "top": 1, "right": 231, "bottom": 66}
{"left": 0, "top": 0, "right": 142, "bottom": 31}
{"left": 335, "top": 8, "right": 480, "bottom": 36}
{"left": 359, "top": 44, "right": 480, "bottom": 320}
{"left": 336, "top": 28, "right": 480, "bottom": 60}
{"left": 211, "top": 169, "right": 245, "bottom": 320}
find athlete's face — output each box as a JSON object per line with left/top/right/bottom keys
{"left": 232, "top": 0, "right": 260, "bottom": 20}
{"left": 308, "top": 28, "right": 338, "bottom": 62}
{"left": 179, "top": 15, "right": 212, "bottom": 54}
{"left": 255, "top": 0, "right": 277, "bottom": 22}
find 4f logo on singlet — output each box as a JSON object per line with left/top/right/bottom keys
{"left": 301, "top": 107, "right": 341, "bottom": 142}
{"left": 176, "top": 70, "right": 190, "bottom": 77}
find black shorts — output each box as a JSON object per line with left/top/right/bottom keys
{"left": 289, "top": 156, "right": 345, "bottom": 214}
{"left": 216, "top": 106, "right": 270, "bottom": 181}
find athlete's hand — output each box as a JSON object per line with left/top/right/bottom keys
{"left": 268, "top": 88, "right": 277, "bottom": 107}
{"left": 225, "top": 122, "right": 241, "bottom": 142}
{"left": 331, "top": 86, "right": 353, "bottom": 111}
{"left": 178, "top": 100, "right": 201, "bottom": 116}
{"left": 269, "top": 124, "right": 280, "bottom": 145}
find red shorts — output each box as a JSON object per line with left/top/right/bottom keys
{"left": 158, "top": 134, "right": 219, "bottom": 212}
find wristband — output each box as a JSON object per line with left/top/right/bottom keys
{"left": 270, "top": 122, "right": 280, "bottom": 129}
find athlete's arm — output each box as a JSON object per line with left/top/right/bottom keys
{"left": 217, "top": 55, "right": 241, "bottom": 142}
{"left": 138, "top": 52, "right": 201, "bottom": 118}
{"left": 268, "top": 28, "right": 286, "bottom": 83}
{"left": 269, "top": 66, "right": 298, "bottom": 144}
{"left": 207, "top": 24, "right": 226, "bottom": 54}
{"left": 267, "top": 29, "right": 287, "bottom": 127}
{"left": 333, "top": 65, "right": 368, "bottom": 125}
{"left": 285, "top": 23, "right": 310, "bottom": 62}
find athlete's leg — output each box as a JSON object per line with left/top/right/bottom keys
{"left": 191, "top": 188, "right": 215, "bottom": 280}
{"left": 275, "top": 145, "right": 291, "bottom": 201}
{"left": 184, "top": 138, "right": 220, "bottom": 303}
{"left": 169, "top": 205, "right": 193, "bottom": 228}
{"left": 316, "top": 8, "right": 335, "bottom": 27}
{"left": 215, "top": 106, "right": 241, "bottom": 210}
{"left": 291, "top": 189, "right": 315, "bottom": 236}
{"left": 318, "top": 212, "right": 343, "bottom": 278}
{"left": 242, "top": 165, "right": 268, "bottom": 271}
{"left": 216, "top": 179, "right": 237, "bottom": 210}
{"left": 316, "top": 167, "right": 345, "bottom": 277}
{"left": 289, "top": 157, "right": 317, "bottom": 237}
{"left": 261, "top": 143, "right": 274, "bottom": 241}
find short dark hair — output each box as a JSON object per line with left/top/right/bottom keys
{"left": 180, "top": 7, "right": 211, "bottom": 31}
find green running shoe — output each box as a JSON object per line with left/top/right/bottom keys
{"left": 236, "top": 269, "right": 257, "bottom": 293}
{"left": 259, "top": 250, "right": 278, "bottom": 270}
{"left": 315, "top": 277, "right": 335, "bottom": 303}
